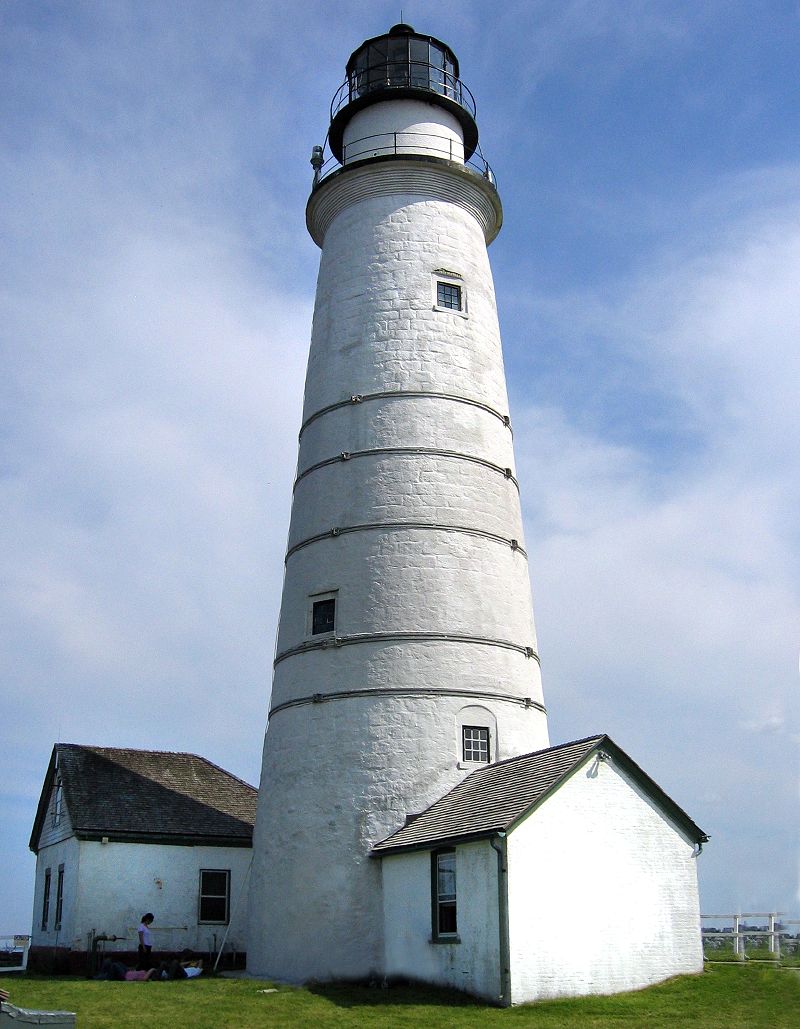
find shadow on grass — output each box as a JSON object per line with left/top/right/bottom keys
{"left": 307, "top": 978, "right": 487, "bottom": 1009}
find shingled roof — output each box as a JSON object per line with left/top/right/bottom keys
{"left": 373, "top": 734, "right": 707, "bottom": 854}
{"left": 30, "top": 744, "right": 257, "bottom": 851}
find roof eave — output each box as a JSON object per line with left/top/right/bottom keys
{"left": 372, "top": 826, "right": 505, "bottom": 857}
{"left": 28, "top": 744, "right": 59, "bottom": 853}
{"left": 73, "top": 830, "right": 253, "bottom": 848}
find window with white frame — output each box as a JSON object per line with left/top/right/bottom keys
{"left": 432, "top": 848, "right": 458, "bottom": 939}
{"left": 432, "top": 270, "right": 467, "bottom": 316}
{"left": 199, "top": 868, "right": 230, "bottom": 924}
{"left": 462, "top": 725, "right": 490, "bottom": 763}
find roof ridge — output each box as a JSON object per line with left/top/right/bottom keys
{"left": 58, "top": 744, "right": 257, "bottom": 789}
{"left": 61, "top": 744, "right": 206, "bottom": 758}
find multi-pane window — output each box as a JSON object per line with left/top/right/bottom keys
{"left": 54, "top": 865, "right": 64, "bottom": 930}
{"left": 41, "top": 868, "right": 51, "bottom": 931}
{"left": 199, "top": 869, "right": 230, "bottom": 924}
{"left": 432, "top": 849, "right": 457, "bottom": 938}
{"left": 462, "top": 726, "right": 490, "bottom": 763}
{"left": 436, "top": 280, "right": 462, "bottom": 311}
{"left": 312, "top": 597, "right": 336, "bottom": 635}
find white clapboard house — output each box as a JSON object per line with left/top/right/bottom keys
{"left": 29, "top": 744, "right": 256, "bottom": 971}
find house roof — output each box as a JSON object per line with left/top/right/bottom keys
{"left": 372, "top": 734, "right": 708, "bottom": 855}
{"left": 30, "top": 744, "right": 257, "bottom": 852}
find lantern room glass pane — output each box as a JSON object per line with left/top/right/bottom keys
{"left": 409, "top": 38, "right": 429, "bottom": 87}
{"left": 368, "top": 41, "right": 387, "bottom": 87}
{"left": 429, "top": 42, "right": 445, "bottom": 93}
{"left": 387, "top": 36, "right": 408, "bottom": 84}
{"left": 351, "top": 49, "right": 368, "bottom": 98}
{"left": 444, "top": 55, "right": 456, "bottom": 98}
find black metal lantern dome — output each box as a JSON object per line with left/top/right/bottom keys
{"left": 328, "top": 23, "right": 480, "bottom": 163}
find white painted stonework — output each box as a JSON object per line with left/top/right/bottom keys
{"left": 381, "top": 841, "right": 501, "bottom": 1000}
{"left": 343, "top": 99, "right": 465, "bottom": 164}
{"left": 249, "top": 37, "right": 548, "bottom": 983}
{"left": 31, "top": 839, "right": 251, "bottom": 956}
{"left": 379, "top": 753, "right": 703, "bottom": 1004}
{"left": 506, "top": 755, "right": 703, "bottom": 1003}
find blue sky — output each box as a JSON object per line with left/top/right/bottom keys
{"left": 2, "top": 0, "right": 798, "bottom": 937}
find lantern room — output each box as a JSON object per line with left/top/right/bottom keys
{"left": 328, "top": 23, "right": 480, "bottom": 164}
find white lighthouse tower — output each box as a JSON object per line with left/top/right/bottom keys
{"left": 249, "top": 23, "right": 549, "bottom": 982}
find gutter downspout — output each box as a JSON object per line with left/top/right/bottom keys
{"left": 213, "top": 853, "right": 254, "bottom": 972}
{"left": 489, "top": 832, "right": 511, "bottom": 1007}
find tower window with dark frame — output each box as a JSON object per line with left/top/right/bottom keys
{"left": 437, "top": 280, "right": 462, "bottom": 311}
{"left": 312, "top": 597, "right": 336, "bottom": 635}
{"left": 462, "top": 725, "right": 490, "bottom": 763}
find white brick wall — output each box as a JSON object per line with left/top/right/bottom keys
{"left": 32, "top": 839, "right": 251, "bottom": 956}
{"left": 382, "top": 841, "right": 502, "bottom": 1001}
{"left": 507, "top": 755, "right": 704, "bottom": 1002}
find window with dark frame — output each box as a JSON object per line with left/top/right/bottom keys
{"left": 41, "top": 868, "right": 51, "bottom": 931}
{"left": 312, "top": 597, "right": 336, "bottom": 635}
{"left": 462, "top": 725, "right": 490, "bottom": 763}
{"left": 436, "top": 280, "right": 462, "bottom": 311}
{"left": 199, "top": 869, "right": 230, "bottom": 924}
{"left": 54, "top": 864, "right": 64, "bottom": 930}
{"left": 431, "top": 848, "right": 457, "bottom": 938}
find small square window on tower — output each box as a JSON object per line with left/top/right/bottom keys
{"left": 432, "top": 270, "right": 467, "bottom": 317}
{"left": 437, "top": 280, "right": 462, "bottom": 310}
{"left": 311, "top": 595, "right": 336, "bottom": 635}
{"left": 462, "top": 725, "right": 490, "bottom": 763}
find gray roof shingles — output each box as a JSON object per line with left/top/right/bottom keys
{"left": 30, "top": 744, "right": 257, "bottom": 851}
{"left": 373, "top": 734, "right": 707, "bottom": 853}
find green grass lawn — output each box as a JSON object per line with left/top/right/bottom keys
{"left": 3, "top": 964, "right": 797, "bottom": 1028}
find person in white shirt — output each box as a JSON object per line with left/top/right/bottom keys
{"left": 137, "top": 913, "right": 155, "bottom": 969}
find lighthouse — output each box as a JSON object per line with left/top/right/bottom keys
{"left": 248, "top": 22, "right": 550, "bottom": 982}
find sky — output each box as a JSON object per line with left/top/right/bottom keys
{"left": 1, "top": 0, "right": 798, "bottom": 938}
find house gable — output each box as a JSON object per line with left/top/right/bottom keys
{"left": 505, "top": 752, "right": 705, "bottom": 1001}
{"left": 31, "top": 749, "right": 75, "bottom": 852}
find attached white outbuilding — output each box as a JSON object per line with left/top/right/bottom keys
{"left": 374, "top": 734, "right": 708, "bottom": 1005}
{"left": 29, "top": 745, "right": 256, "bottom": 973}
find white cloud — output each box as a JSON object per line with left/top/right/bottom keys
{"left": 511, "top": 168, "right": 800, "bottom": 911}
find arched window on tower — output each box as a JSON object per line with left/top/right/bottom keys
{"left": 455, "top": 705, "right": 497, "bottom": 767}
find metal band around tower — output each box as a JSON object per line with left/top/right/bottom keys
{"left": 299, "top": 389, "right": 512, "bottom": 438}
{"left": 285, "top": 521, "right": 528, "bottom": 562}
{"left": 306, "top": 157, "right": 503, "bottom": 246}
{"left": 269, "top": 686, "right": 547, "bottom": 720}
{"left": 274, "top": 631, "right": 540, "bottom": 667}
{"left": 294, "top": 447, "right": 519, "bottom": 491}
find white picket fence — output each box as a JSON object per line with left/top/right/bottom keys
{"left": 701, "top": 912, "right": 799, "bottom": 960}
{"left": 0, "top": 935, "right": 30, "bottom": 972}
